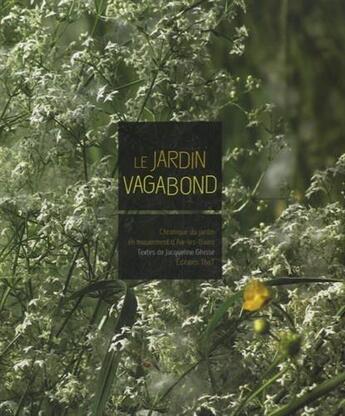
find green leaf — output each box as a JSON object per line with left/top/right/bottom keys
{"left": 201, "top": 291, "right": 242, "bottom": 353}
{"left": 91, "top": 281, "right": 138, "bottom": 416}
{"left": 71, "top": 280, "right": 125, "bottom": 304}
{"left": 269, "top": 371, "right": 345, "bottom": 416}
{"left": 232, "top": 367, "right": 288, "bottom": 416}
{"left": 336, "top": 304, "right": 345, "bottom": 318}
{"left": 266, "top": 277, "right": 342, "bottom": 286}
{"left": 94, "top": 0, "right": 107, "bottom": 14}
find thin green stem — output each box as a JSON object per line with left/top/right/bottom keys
{"left": 232, "top": 367, "right": 289, "bottom": 416}
{"left": 272, "top": 302, "right": 295, "bottom": 331}
{"left": 269, "top": 371, "right": 345, "bottom": 416}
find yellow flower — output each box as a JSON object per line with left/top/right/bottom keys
{"left": 243, "top": 279, "right": 272, "bottom": 312}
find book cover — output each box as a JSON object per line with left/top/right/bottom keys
{"left": 0, "top": 1, "right": 344, "bottom": 416}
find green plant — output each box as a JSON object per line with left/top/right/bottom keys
{"left": 0, "top": 1, "right": 344, "bottom": 415}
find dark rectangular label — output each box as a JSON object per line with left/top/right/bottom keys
{"left": 118, "top": 214, "right": 222, "bottom": 279}
{"left": 118, "top": 122, "right": 222, "bottom": 210}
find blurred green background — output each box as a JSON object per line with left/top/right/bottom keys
{"left": 220, "top": 0, "right": 345, "bottom": 195}
{"left": 57, "top": 0, "right": 345, "bottom": 201}
{"left": 2, "top": 0, "right": 344, "bottom": 221}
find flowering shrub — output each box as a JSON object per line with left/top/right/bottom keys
{"left": 0, "top": 1, "right": 344, "bottom": 415}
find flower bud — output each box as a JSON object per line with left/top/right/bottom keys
{"left": 253, "top": 318, "right": 270, "bottom": 335}
{"left": 279, "top": 332, "right": 302, "bottom": 357}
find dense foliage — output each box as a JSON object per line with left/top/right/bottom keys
{"left": 0, "top": 1, "right": 344, "bottom": 415}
